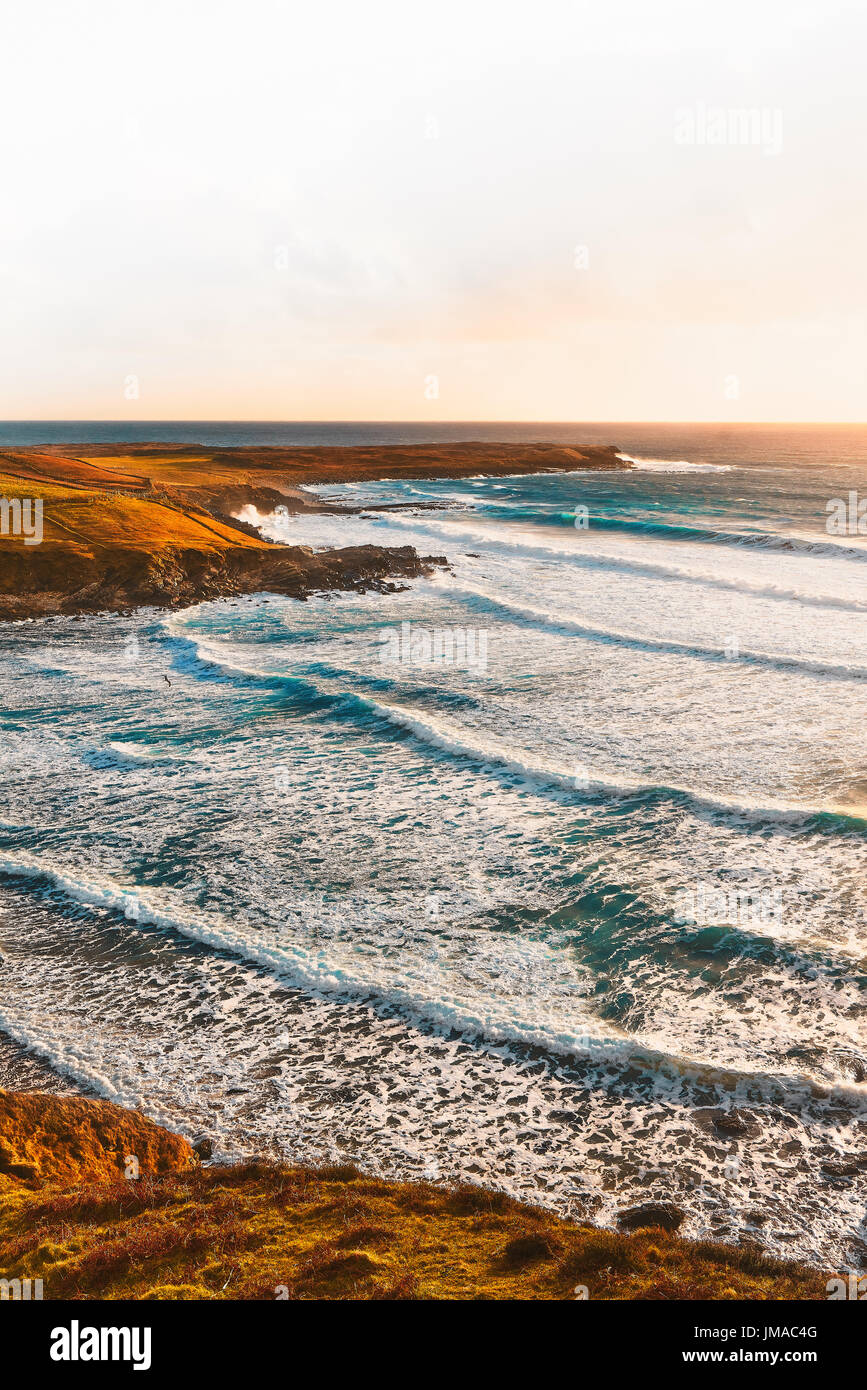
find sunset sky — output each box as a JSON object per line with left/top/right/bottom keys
{"left": 1, "top": 0, "right": 865, "bottom": 421}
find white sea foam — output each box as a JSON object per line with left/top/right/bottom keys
{"left": 2, "top": 873, "right": 864, "bottom": 1265}
{"left": 3, "top": 458, "right": 867, "bottom": 1268}
{"left": 355, "top": 696, "right": 857, "bottom": 825}
{"left": 154, "top": 607, "right": 866, "bottom": 831}
{"left": 2, "top": 846, "right": 863, "bottom": 1106}
{"left": 616, "top": 453, "right": 733, "bottom": 472}
{"left": 0, "top": 848, "right": 625, "bottom": 1063}
{"left": 257, "top": 507, "right": 867, "bottom": 613}
{"left": 437, "top": 581, "right": 867, "bottom": 681}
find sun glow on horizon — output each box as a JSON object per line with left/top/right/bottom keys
{"left": 1, "top": 0, "right": 865, "bottom": 423}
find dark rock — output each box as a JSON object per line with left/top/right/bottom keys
{"left": 692, "top": 1107, "right": 760, "bottom": 1139}
{"left": 193, "top": 1137, "right": 214, "bottom": 1161}
{"left": 617, "top": 1202, "right": 685, "bottom": 1233}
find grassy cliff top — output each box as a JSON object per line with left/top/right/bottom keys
{"left": 0, "top": 441, "right": 626, "bottom": 616}
{"left": 0, "top": 1090, "right": 827, "bottom": 1301}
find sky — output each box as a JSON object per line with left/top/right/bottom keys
{"left": 1, "top": 0, "right": 865, "bottom": 422}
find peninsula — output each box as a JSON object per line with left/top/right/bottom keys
{"left": 0, "top": 441, "right": 625, "bottom": 618}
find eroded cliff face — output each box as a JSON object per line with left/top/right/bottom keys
{"left": 0, "top": 534, "right": 446, "bottom": 619}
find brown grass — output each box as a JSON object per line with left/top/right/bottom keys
{"left": 0, "top": 1159, "right": 830, "bottom": 1302}
{"left": 0, "top": 1089, "right": 195, "bottom": 1189}
{"left": 0, "top": 1089, "right": 833, "bottom": 1302}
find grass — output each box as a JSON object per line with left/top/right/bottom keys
{"left": 0, "top": 1163, "right": 830, "bottom": 1302}
{"left": 0, "top": 1090, "right": 834, "bottom": 1301}
{"left": 0, "top": 470, "right": 268, "bottom": 554}
{"left": 0, "top": 462, "right": 283, "bottom": 618}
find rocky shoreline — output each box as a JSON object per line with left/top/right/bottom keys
{"left": 0, "top": 539, "right": 447, "bottom": 621}
{"left": 0, "top": 441, "right": 623, "bottom": 619}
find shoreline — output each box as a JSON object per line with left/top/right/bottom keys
{"left": 0, "top": 1088, "right": 830, "bottom": 1300}
{"left": 2, "top": 443, "right": 850, "bottom": 1297}
{"left": 0, "top": 441, "right": 624, "bottom": 619}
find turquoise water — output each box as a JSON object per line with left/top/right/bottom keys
{"left": 1, "top": 426, "right": 866, "bottom": 1265}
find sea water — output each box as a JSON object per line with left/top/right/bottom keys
{"left": 0, "top": 423, "right": 865, "bottom": 1266}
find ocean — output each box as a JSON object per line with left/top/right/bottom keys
{"left": 1, "top": 423, "right": 865, "bottom": 1267}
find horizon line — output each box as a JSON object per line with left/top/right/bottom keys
{"left": 2, "top": 419, "right": 867, "bottom": 428}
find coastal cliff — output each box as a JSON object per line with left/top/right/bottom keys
{"left": 0, "top": 1090, "right": 826, "bottom": 1301}
{"left": 0, "top": 442, "right": 624, "bottom": 619}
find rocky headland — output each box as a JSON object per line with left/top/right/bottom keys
{"left": 0, "top": 441, "right": 625, "bottom": 618}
